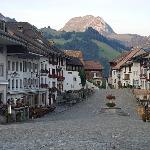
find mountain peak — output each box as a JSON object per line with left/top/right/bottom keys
{"left": 60, "top": 15, "right": 115, "bottom": 35}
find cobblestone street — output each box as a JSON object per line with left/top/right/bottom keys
{"left": 0, "top": 89, "right": 150, "bottom": 150}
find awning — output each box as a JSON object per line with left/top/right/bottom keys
{"left": 7, "top": 91, "right": 20, "bottom": 95}
{"left": 28, "top": 90, "right": 38, "bottom": 94}
{"left": 38, "top": 88, "right": 48, "bottom": 92}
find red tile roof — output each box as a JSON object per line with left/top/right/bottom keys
{"left": 64, "top": 50, "right": 84, "bottom": 64}
{"left": 112, "top": 48, "right": 146, "bottom": 69}
{"left": 84, "top": 60, "right": 103, "bottom": 70}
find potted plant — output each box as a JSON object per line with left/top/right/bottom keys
{"left": 106, "top": 94, "right": 116, "bottom": 108}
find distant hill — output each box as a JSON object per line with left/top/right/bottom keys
{"left": 40, "top": 27, "right": 130, "bottom": 76}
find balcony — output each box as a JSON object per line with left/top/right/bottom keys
{"left": 49, "top": 87, "right": 57, "bottom": 92}
{"left": 140, "top": 74, "right": 147, "bottom": 79}
{"left": 40, "top": 69, "right": 49, "bottom": 74}
{"left": 57, "top": 76, "right": 65, "bottom": 81}
{"left": 146, "top": 78, "right": 150, "bottom": 82}
{"left": 49, "top": 61, "right": 58, "bottom": 65}
{"left": 40, "top": 84, "right": 49, "bottom": 88}
{"left": 56, "top": 66, "right": 62, "bottom": 72}
{"left": 48, "top": 74, "right": 58, "bottom": 78}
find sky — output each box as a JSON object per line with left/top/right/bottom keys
{"left": 0, "top": 0, "right": 150, "bottom": 36}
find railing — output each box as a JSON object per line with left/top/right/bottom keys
{"left": 57, "top": 76, "right": 65, "bottom": 81}
{"left": 140, "top": 74, "right": 147, "bottom": 79}
{"left": 49, "top": 87, "right": 57, "bottom": 92}
{"left": 49, "top": 61, "right": 58, "bottom": 65}
{"left": 40, "top": 69, "right": 49, "bottom": 74}
{"left": 48, "top": 74, "right": 58, "bottom": 78}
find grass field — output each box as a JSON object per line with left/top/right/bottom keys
{"left": 93, "top": 40, "right": 121, "bottom": 60}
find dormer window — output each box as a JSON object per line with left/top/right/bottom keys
{"left": 18, "top": 26, "right": 23, "bottom": 32}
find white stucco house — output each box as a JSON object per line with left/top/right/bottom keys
{"left": 0, "top": 21, "right": 67, "bottom": 107}
{"left": 0, "top": 46, "right": 7, "bottom": 104}
{"left": 109, "top": 48, "right": 146, "bottom": 89}
{"left": 64, "top": 71, "right": 82, "bottom": 91}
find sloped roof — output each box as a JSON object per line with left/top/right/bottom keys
{"left": 66, "top": 57, "right": 83, "bottom": 66}
{"left": 112, "top": 48, "right": 146, "bottom": 69}
{"left": 64, "top": 50, "right": 84, "bottom": 64}
{"left": 110, "top": 51, "right": 129, "bottom": 63}
{"left": 84, "top": 60, "right": 103, "bottom": 70}
{"left": 6, "top": 22, "right": 64, "bottom": 56}
{"left": 64, "top": 50, "right": 83, "bottom": 58}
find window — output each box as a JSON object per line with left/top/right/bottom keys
{"left": 8, "top": 79, "right": 10, "bottom": 89}
{"left": 23, "top": 78, "right": 27, "bottom": 88}
{"left": 41, "top": 77, "right": 43, "bottom": 84}
{"left": 124, "top": 67, "right": 126, "bottom": 73}
{"left": 61, "top": 58, "right": 64, "bottom": 66}
{"left": 0, "top": 64, "right": 4, "bottom": 76}
{"left": 45, "top": 64, "right": 47, "bottom": 70}
{"left": 36, "top": 79, "right": 38, "bottom": 87}
{"left": 52, "top": 69, "right": 55, "bottom": 75}
{"left": 28, "top": 62, "right": 31, "bottom": 72}
{"left": 73, "top": 66, "right": 75, "bottom": 71}
{"left": 16, "top": 79, "right": 18, "bottom": 89}
{"left": 33, "top": 63, "right": 35, "bottom": 72}
{"left": 8, "top": 61, "right": 10, "bottom": 70}
{"left": 0, "top": 93, "right": 3, "bottom": 103}
{"left": 35, "top": 64, "right": 38, "bottom": 72}
{"left": 41, "top": 63, "right": 44, "bottom": 70}
{"left": 73, "top": 77, "right": 77, "bottom": 81}
{"left": 113, "top": 70, "right": 116, "bottom": 75}
{"left": 12, "top": 62, "right": 15, "bottom": 71}
{"left": 94, "top": 73, "right": 97, "bottom": 77}
{"left": 23, "top": 61, "right": 27, "bottom": 72}
{"left": 45, "top": 78, "right": 47, "bottom": 84}
{"left": 12, "top": 79, "right": 14, "bottom": 90}
{"left": 20, "top": 79, "right": 22, "bottom": 88}
{"left": 16, "top": 62, "right": 18, "bottom": 71}
{"left": 52, "top": 82, "right": 55, "bottom": 87}
{"left": 20, "top": 62, "right": 22, "bottom": 71}
{"left": 129, "top": 66, "right": 131, "bottom": 72}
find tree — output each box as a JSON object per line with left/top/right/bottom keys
{"left": 79, "top": 69, "right": 86, "bottom": 87}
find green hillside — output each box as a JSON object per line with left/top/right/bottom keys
{"left": 93, "top": 40, "right": 120, "bottom": 60}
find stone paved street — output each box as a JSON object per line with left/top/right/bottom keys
{"left": 0, "top": 89, "right": 150, "bottom": 150}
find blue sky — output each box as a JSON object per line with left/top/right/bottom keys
{"left": 1, "top": 0, "right": 150, "bottom": 36}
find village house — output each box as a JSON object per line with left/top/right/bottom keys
{"left": 84, "top": 60, "right": 103, "bottom": 86}
{"left": 0, "top": 20, "right": 25, "bottom": 105}
{"left": 109, "top": 48, "right": 146, "bottom": 89}
{"left": 0, "top": 21, "right": 67, "bottom": 108}
{"left": 64, "top": 50, "right": 83, "bottom": 91}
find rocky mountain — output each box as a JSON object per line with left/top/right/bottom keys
{"left": 0, "top": 13, "right": 16, "bottom": 22}
{"left": 60, "top": 15, "right": 115, "bottom": 36}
